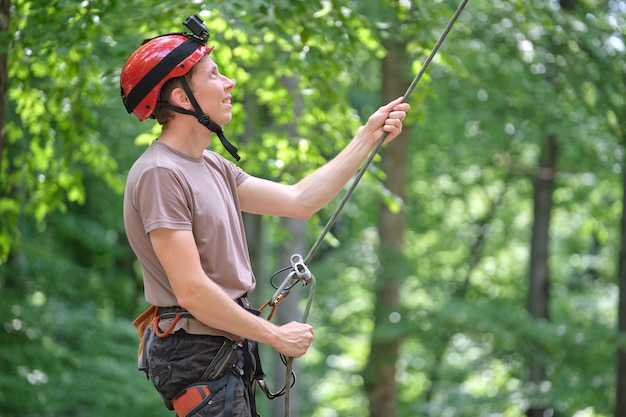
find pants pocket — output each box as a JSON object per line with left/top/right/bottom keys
{"left": 188, "top": 377, "right": 248, "bottom": 417}
{"left": 149, "top": 362, "right": 173, "bottom": 396}
{"left": 200, "top": 339, "right": 240, "bottom": 381}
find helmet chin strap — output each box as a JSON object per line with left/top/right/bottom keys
{"left": 159, "top": 78, "right": 240, "bottom": 161}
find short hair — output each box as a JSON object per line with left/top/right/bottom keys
{"left": 154, "top": 63, "right": 199, "bottom": 125}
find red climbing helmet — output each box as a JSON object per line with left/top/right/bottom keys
{"left": 120, "top": 15, "right": 240, "bottom": 161}
{"left": 120, "top": 16, "right": 213, "bottom": 121}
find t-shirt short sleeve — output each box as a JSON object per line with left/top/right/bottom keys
{"left": 135, "top": 166, "right": 193, "bottom": 234}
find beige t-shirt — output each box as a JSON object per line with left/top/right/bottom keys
{"left": 124, "top": 140, "right": 255, "bottom": 338}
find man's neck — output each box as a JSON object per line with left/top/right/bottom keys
{"left": 158, "top": 121, "right": 212, "bottom": 159}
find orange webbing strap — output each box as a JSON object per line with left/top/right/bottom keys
{"left": 172, "top": 376, "right": 231, "bottom": 417}
{"left": 173, "top": 384, "right": 212, "bottom": 417}
{"left": 132, "top": 305, "right": 183, "bottom": 368}
{"left": 132, "top": 305, "right": 157, "bottom": 362}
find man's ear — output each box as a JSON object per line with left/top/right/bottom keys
{"left": 170, "top": 86, "right": 193, "bottom": 111}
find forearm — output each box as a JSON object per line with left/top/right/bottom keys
{"left": 151, "top": 228, "right": 280, "bottom": 344}
{"left": 178, "top": 276, "right": 314, "bottom": 359}
{"left": 179, "top": 277, "right": 280, "bottom": 345}
{"left": 238, "top": 97, "right": 409, "bottom": 219}
{"left": 289, "top": 97, "right": 408, "bottom": 216}
{"left": 291, "top": 129, "right": 376, "bottom": 215}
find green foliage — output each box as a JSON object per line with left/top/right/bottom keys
{"left": 292, "top": 0, "right": 624, "bottom": 416}
{"left": 0, "top": 290, "right": 163, "bottom": 417}
{"left": 2, "top": 0, "right": 127, "bottom": 263}
{"left": 1, "top": 0, "right": 625, "bottom": 416}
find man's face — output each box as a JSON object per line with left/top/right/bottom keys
{"left": 189, "top": 56, "right": 235, "bottom": 126}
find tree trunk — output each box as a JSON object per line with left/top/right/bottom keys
{"left": 526, "top": 134, "right": 558, "bottom": 417}
{"left": 0, "top": 0, "right": 8, "bottom": 174}
{"left": 615, "top": 133, "right": 626, "bottom": 417}
{"left": 271, "top": 217, "right": 307, "bottom": 417}
{"left": 526, "top": 2, "right": 570, "bottom": 413}
{"left": 364, "top": 37, "right": 412, "bottom": 417}
{"left": 271, "top": 75, "right": 305, "bottom": 417}
{"left": 241, "top": 83, "right": 266, "bottom": 310}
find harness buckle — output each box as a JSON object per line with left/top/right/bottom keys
{"left": 268, "top": 253, "right": 312, "bottom": 307}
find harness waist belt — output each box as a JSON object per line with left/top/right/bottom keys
{"left": 157, "top": 306, "right": 194, "bottom": 320}
{"left": 157, "top": 296, "right": 248, "bottom": 320}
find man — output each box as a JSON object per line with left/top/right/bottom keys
{"left": 121, "top": 15, "right": 409, "bottom": 417}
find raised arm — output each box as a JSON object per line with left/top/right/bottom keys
{"left": 238, "top": 97, "right": 410, "bottom": 218}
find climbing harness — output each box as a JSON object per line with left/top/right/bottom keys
{"left": 256, "top": 1, "right": 471, "bottom": 416}
{"left": 133, "top": 304, "right": 250, "bottom": 417}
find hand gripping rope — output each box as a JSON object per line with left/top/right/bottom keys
{"left": 256, "top": 1, "right": 470, "bottom": 415}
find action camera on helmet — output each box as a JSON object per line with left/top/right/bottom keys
{"left": 183, "top": 15, "right": 210, "bottom": 43}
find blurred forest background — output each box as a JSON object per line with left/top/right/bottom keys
{"left": 1, "top": 0, "right": 626, "bottom": 416}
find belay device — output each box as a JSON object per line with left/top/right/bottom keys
{"left": 256, "top": 1, "right": 471, "bottom": 416}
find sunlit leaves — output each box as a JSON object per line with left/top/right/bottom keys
{"left": 3, "top": 0, "right": 125, "bottom": 261}
{"left": 2, "top": 1, "right": 625, "bottom": 416}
